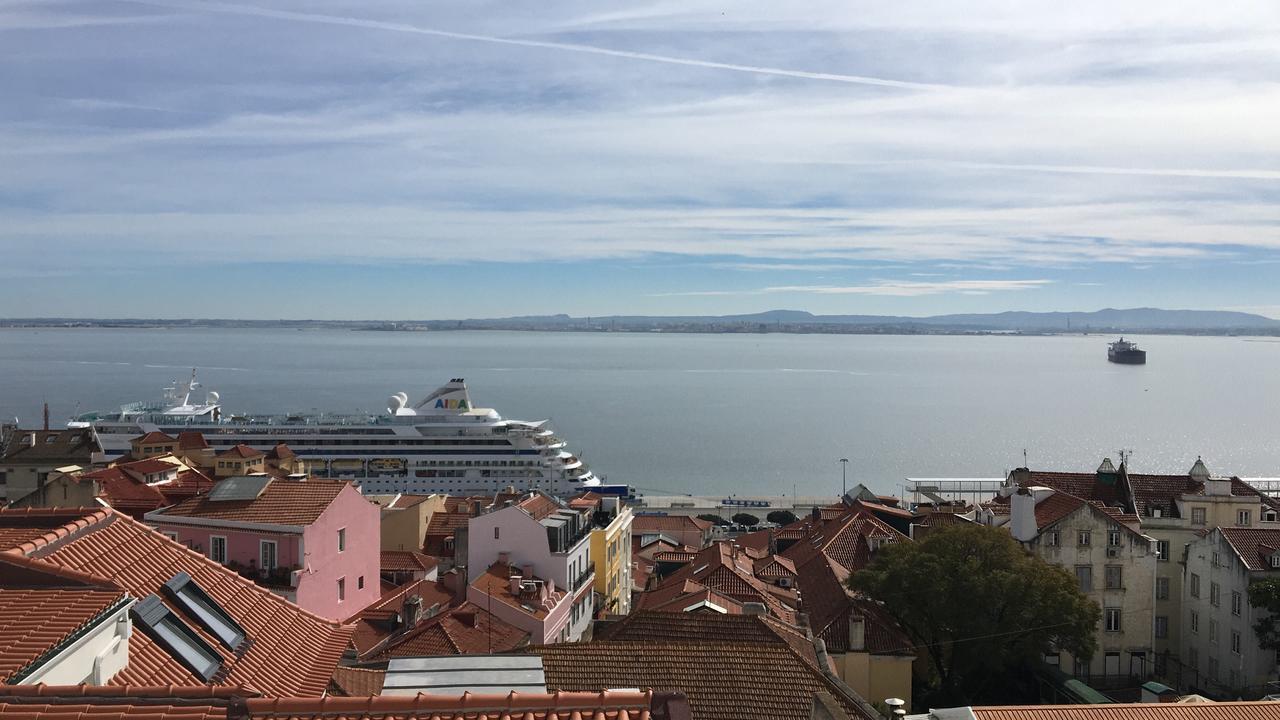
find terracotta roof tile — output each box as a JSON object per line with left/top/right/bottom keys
{"left": 534, "top": 639, "right": 874, "bottom": 720}
{"left": 1220, "top": 528, "right": 1280, "bottom": 571}
{"left": 328, "top": 666, "right": 386, "bottom": 696}
{"left": 349, "top": 578, "right": 458, "bottom": 659}
{"left": 0, "top": 583, "right": 129, "bottom": 682}
{"left": 782, "top": 509, "right": 905, "bottom": 573}
{"left": 0, "top": 507, "right": 352, "bottom": 696}
{"left": 248, "top": 690, "right": 661, "bottom": 720}
{"left": 598, "top": 610, "right": 821, "bottom": 669}
{"left": 215, "top": 444, "right": 264, "bottom": 459}
{"left": 1, "top": 429, "right": 99, "bottom": 464}
{"left": 177, "top": 432, "right": 210, "bottom": 450}
{"left": 368, "top": 602, "right": 529, "bottom": 659}
{"left": 150, "top": 479, "right": 350, "bottom": 526}
{"left": 518, "top": 493, "right": 565, "bottom": 521}
{"left": 380, "top": 550, "right": 438, "bottom": 573}
{"left": 265, "top": 443, "right": 296, "bottom": 460}
{"left": 0, "top": 685, "right": 235, "bottom": 720}
{"left": 633, "top": 515, "right": 713, "bottom": 534}
{"left": 119, "top": 458, "right": 180, "bottom": 475}
{"left": 647, "top": 544, "right": 797, "bottom": 624}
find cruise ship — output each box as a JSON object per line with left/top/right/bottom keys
{"left": 70, "top": 372, "right": 619, "bottom": 497}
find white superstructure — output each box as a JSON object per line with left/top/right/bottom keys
{"left": 73, "top": 374, "right": 611, "bottom": 497}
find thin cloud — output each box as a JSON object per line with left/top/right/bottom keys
{"left": 125, "top": 0, "right": 946, "bottom": 90}
{"left": 655, "top": 279, "right": 1053, "bottom": 297}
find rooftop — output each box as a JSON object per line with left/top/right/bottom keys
{"left": 1, "top": 429, "right": 99, "bottom": 464}
{"left": 0, "top": 506, "right": 352, "bottom": 695}
{"left": 1219, "top": 527, "right": 1280, "bottom": 571}
{"left": 381, "top": 550, "right": 439, "bottom": 574}
{"left": 632, "top": 514, "right": 713, "bottom": 533}
{"left": 215, "top": 443, "right": 265, "bottom": 460}
{"left": 148, "top": 478, "right": 351, "bottom": 527}
{"left": 966, "top": 701, "right": 1280, "bottom": 720}
{"left": 371, "top": 603, "right": 529, "bottom": 659}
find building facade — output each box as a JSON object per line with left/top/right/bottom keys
{"left": 589, "top": 498, "right": 634, "bottom": 616}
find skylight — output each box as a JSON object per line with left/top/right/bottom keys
{"left": 131, "top": 594, "right": 222, "bottom": 681}
{"left": 163, "top": 571, "right": 246, "bottom": 650}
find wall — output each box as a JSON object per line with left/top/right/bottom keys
{"left": 467, "top": 504, "right": 591, "bottom": 593}
{"left": 20, "top": 601, "right": 132, "bottom": 685}
{"left": 591, "top": 506, "right": 633, "bottom": 616}
{"left": 837, "top": 652, "right": 913, "bottom": 712}
{"left": 369, "top": 494, "right": 448, "bottom": 551}
{"left": 297, "top": 483, "right": 382, "bottom": 621}
{"left": 1182, "top": 531, "right": 1278, "bottom": 695}
{"left": 151, "top": 522, "right": 302, "bottom": 569}
{"left": 13, "top": 472, "right": 97, "bottom": 509}
{"left": 1032, "top": 504, "right": 1156, "bottom": 681}
{"left": 465, "top": 583, "right": 570, "bottom": 645}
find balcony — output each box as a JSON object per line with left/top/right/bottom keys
{"left": 572, "top": 567, "right": 596, "bottom": 591}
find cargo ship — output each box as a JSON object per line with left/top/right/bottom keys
{"left": 1107, "top": 338, "right": 1146, "bottom": 365}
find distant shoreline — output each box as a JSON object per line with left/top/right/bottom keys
{"left": 0, "top": 318, "right": 1276, "bottom": 337}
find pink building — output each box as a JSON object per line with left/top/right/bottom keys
{"left": 467, "top": 561, "right": 577, "bottom": 645}
{"left": 145, "top": 476, "right": 380, "bottom": 621}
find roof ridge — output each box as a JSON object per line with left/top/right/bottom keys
{"left": 0, "top": 551, "right": 119, "bottom": 588}
{"left": 0, "top": 507, "right": 113, "bottom": 557}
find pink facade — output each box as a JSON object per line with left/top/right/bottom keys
{"left": 149, "top": 484, "right": 380, "bottom": 621}
{"left": 467, "top": 582, "right": 571, "bottom": 645}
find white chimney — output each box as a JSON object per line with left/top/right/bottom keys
{"left": 848, "top": 615, "right": 866, "bottom": 652}
{"left": 1010, "top": 487, "right": 1041, "bottom": 543}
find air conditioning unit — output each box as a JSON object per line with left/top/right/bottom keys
{"left": 1106, "top": 547, "right": 1121, "bottom": 558}
{"left": 778, "top": 577, "right": 793, "bottom": 588}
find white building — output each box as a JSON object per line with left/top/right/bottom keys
{"left": 464, "top": 492, "right": 594, "bottom": 642}
{"left": 980, "top": 482, "right": 1157, "bottom": 684}
{"left": 1181, "top": 527, "right": 1280, "bottom": 696}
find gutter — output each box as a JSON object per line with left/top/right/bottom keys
{"left": 143, "top": 511, "right": 305, "bottom": 535}
{"left": 9, "top": 594, "right": 135, "bottom": 684}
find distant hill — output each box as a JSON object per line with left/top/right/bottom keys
{"left": 461, "top": 307, "right": 1280, "bottom": 332}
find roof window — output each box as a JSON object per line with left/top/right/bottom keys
{"left": 163, "top": 571, "right": 246, "bottom": 650}
{"left": 131, "top": 594, "right": 223, "bottom": 681}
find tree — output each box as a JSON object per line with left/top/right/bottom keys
{"left": 697, "top": 513, "right": 730, "bottom": 527}
{"left": 851, "top": 523, "right": 1100, "bottom": 706}
{"left": 1248, "top": 578, "right": 1280, "bottom": 651}
{"left": 767, "top": 510, "right": 798, "bottom": 525}
{"left": 731, "top": 512, "right": 760, "bottom": 526}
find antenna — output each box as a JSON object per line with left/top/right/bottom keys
{"left": 1022, "top": 448, "right": 1028, "bottom": 468}
{"left": 1118, "top": 448, "right": 1133, "bottom": 466}
{"left": 43, "top": 402, "right": 49, "bottom": 431}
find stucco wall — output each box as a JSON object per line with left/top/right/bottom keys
{"left": 466, "top": 582, "right": 570, "bottom": 645}
{"left": 836, "top": 652, "right": 913, "bottom": 712}
{"left": 152, "top": 522, "right": 302, "bottom": 569}
{"left": 591, "top": 507, "right": 633, "bottom": 616}
{"left": 467, "top": 504, "right": 591, "bottom": 593}
{"left": 297, "top": 483, "right": 382, "bottom": 621}
{"left": 20, "top": 602, "right": 132, "bottom": 685}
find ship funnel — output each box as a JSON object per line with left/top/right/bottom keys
{"left": 413, "top": 379, "right": 473, "bottom": 414}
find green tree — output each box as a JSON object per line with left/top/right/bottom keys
{"left": 697, "top": 513, "right": 730, "bottom": 527}
{"left": 1247, "top": 578, "right": 1280, "bottom": 651}
{"left": 851, "top": 523, "right": 1100, "bottom": 706}
{"left": 767, "top": 510, "right": 798, "bottom": 525}
{"left": 732, "top": 512, "right": 761, "bottom": 526}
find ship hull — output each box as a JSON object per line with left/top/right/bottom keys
{"left": 1108, "top": 350, "right": 1146, "bottom": 364}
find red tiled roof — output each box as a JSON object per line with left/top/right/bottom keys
{"left": 216, "top": 443, "right": 265, "bottom": 459}
{"left": 369, "top": 602, "right": 529, "bottom": 659}
{"left": 1, "top": 429, "right": 99, "bottom": 464}
{"left": 177, "top": 431, "right": 210, "bottom": 450}
{"left": 381, "top": 550, "right": 439, "bottom": 573}
{"left": 329, "top": 665, "right": 386, "bottom": 696}
{"left": 0, "top": 686, "right": 671, "bottom": 720}
{"left": 380, "top": 493, "right": 433, "bottom": 510}
{"left": 782, "top": 509, "right": 905, "bottom": 574}
{"left": 1220, "top": 527, "right": 1280, "bottom": 571}
{"left": 569, "top": 492, "right": 603, "bottom": 511}
{"left": 970, "top": 702, "right": 1280, "bottom": 720}
{"left": 1031, "top": 492, "right": 1088, "bottom": 529}
{"left": 265, "top": 443, "right": 296, "bottom": 460}
{"left": 349, "top": 578, "right": 457, "bottom": 659}
{"left": 471, "top": 563, "right": 565, "bottom": 620}
{"left": 134, "top": 431, "right": 177, "bottom": 444}
{"left": 633, "top": 515, "right": 713, "bottom": 534}
{"left": 0, "top": 507, "right": 352, "bottom": 695}
{"left": 77, "top": 467, "right": 168, "bottom": 514}
{"left": 636, "top": 579, "right": 744, "bottom": 615}
{"left": 643, "top": 544, "right": 797, "bottom": 624}
{"left": 913, "top": 512, "right": 975, "bottom": 528}
{"left": 150, "top": 479, "right": 350, "bottom": 527}
{"left": 117, "top": 457, "right": 178, "bottom": 476}
{"left": 598, "top": 610, "right": 821, "bottom": 669}
{"left": 0, "top": 552, "right": 131, "bottom": 683}
{"left": 1018, "top": 469, "right": 1125, "bottom": 506}
{"left": 165, "top": 468, "right": 217, "bottom": 501}
{"left": 519, "top": 493, "right": 565, "bottom": 521}
{"left": 534, "top": 638, "right": 875, "bottom": 720}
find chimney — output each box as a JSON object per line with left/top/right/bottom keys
{"left": 742, "top": 602, "right": 767, "bottom": 616}
{"left": 1010, "top": 487, "right": 1041, "bottom": 542}
{"left": 546, "top": 577, "right": 555, "bottom": 595}
{"left": 1096, "top": 457, "right": 1119, "bottom": 486}
{"left": 454, "top": 610, "right": 476, "bottom": 627}
{"left": 509, "top": 576, "right": 522, "bottom": 595}
{"left": 25, "top": 432, "right": 36, "bottom": 447}
{"left": 522, "top": 563, "right": 534, "bottom": 579}
{"left": 498, "top": 551, "right": 510, "bottom": 566}
{"left": 848, "top": 615, "right": 866, "bottom": 652}
{"left": 402, "top": 595, "right": 422, "bottom": 629}
{"left": 472, "top": 500, "right": 484, "bottom": 517}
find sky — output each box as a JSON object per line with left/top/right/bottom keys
{"left": 2, "top": 0, "right": 1279, "bottom": 320}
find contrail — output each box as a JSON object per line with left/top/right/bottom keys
{"left": 125, "top": 0, "right": 944, "bottom": 90}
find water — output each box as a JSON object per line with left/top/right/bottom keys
{"left": 1, "top": 328, "right": 1278, "bottom": 497}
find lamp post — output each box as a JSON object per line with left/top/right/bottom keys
{"left": 839, "top": 458, "right": 849, "bottom": 497}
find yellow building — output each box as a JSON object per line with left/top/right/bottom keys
{"left": 366, "top": 492, "right": 448, "bottom": 552}
{"left": 589, "top": 499, "right": 633, "bottom": 616}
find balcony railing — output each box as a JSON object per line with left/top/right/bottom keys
{"left": 573, "top": 567, "right": 596, "bottom": 591}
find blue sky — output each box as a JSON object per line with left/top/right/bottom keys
{"left": 2, "top": 0, "right": 1279, "bottom": 319}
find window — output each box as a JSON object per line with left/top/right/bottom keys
{"left": 1265, "top": 510, "right": 1278, "bottom": 523}
{"left": 1272, "top": 554, "right": 1280, "bottom": 569}
{"left": 260, "top": 540, "right": 277, "bottom": 570}
{"left": 1191, "top": 611, "right": 1199, "bottom": 633}
{"left": 1046, "top": 531, "right": 1059, "bottom": 547}
{"left": 1156, "top": 540, "right": 1170, "bottom": 561}
{"left": 338, "top": 577, "right": 346, "bottom": 602}
{"left": 1105, "top": 566, "right": 1123, "bottom": 590}
{"left": 1238, "top": 510, "right": 1252, "bottom": 526}
{"left": 1075, "top": 564, "right": 1093, "bottom": 592}
{"left": 338, "top": 528, "right": 346, "bottom": 552}
{"left": 358, "top": 575, "right": 364, "bottom": 590}
{"left": 1105, "top": 607, "right": 1121, "bottom": 632}
{"left": 1233, "top": 591, "right": 1243, "bottom": 616}
{"left": 1208, "top": 656, "right": 1219, "bottom": 680}
{"left": 1188, "top": 646, "right": 1199, "bottom": 670}
{"left": 1190, "top": 573, "right": 1200, "bottom": 598}
{"left": 1212, "top": 551, "right": 1221, "bottom": 567}
{"left": 1156, "top": 576, "right": 1170, "bottom": 600}
{"left": 1108, "top": 530, "right": 1121, "bottom": 547}
{"left": 494, "top": 526, "right": 500, "bottom": 539}
{"left": 1078, "top": 530, "right": 1091, "bottom": 547}
{"left": 1073, "top": 657, "right": 1089, "bottom": 678}
{"left": 131, "top": 594, "right": 222, "bottom": 681}
{"left": 1209, "top": 619, "right": 1218, "bottom": 643}
{"left": 1232, "top": 630, "right": 1242, "bottom": 654}
{"left": 1155, "top": 616, "right": 1168, "bottom": 638}
{"left": 1210, "top": 581, "right": 1221, "bottom": 607}
{"left": 162, "top": 571, "right": 245, "bottom": 650}
{"left": 209, "top": 536, "right": 227, "bottom": 564}
{"left": 1192, "top": 507, "right": 1206, "bottom": 526}
{"left": 162, "top": 531, "right": 179, "bottom": 542}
